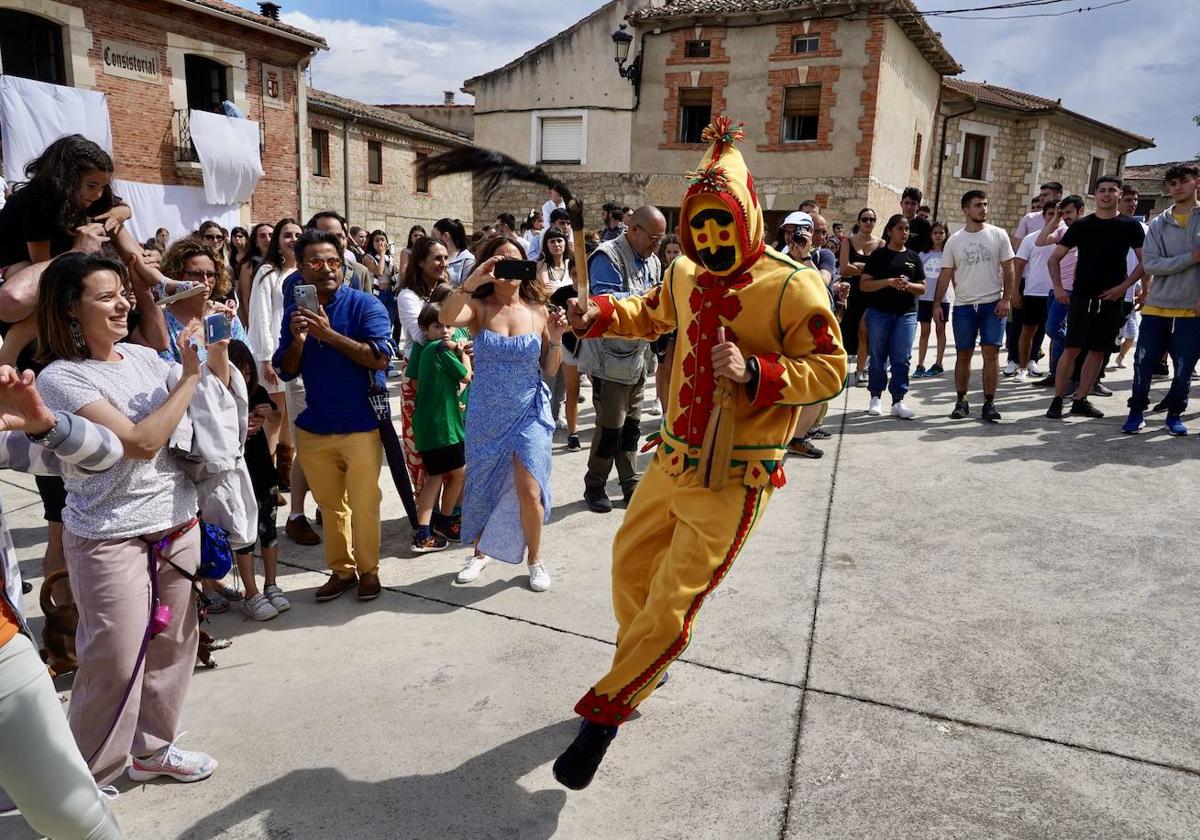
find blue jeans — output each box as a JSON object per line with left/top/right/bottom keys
{"left": 1128, "top": 314, "right": 1200, "bottom": 415}
{"left": 866, "top": 308, "right": 917, "bottom": 403}
{"left": 1044, "top": 293, "right": 1070, "bottom": 374}
{"left": 951, "top": 302, "right": 1005, "bottom": 350}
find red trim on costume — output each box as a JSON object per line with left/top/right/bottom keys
{"left": 575, "top": 487, "right": 761, "bottom": 727}
{"left": 770, "top": 463, "right": 787, "bottom": 488}
{"left": 808, "top": 314, "right": 837, "bottom": 355}
{"left": 673, "top": 278, "right": 749, "bottom": 444}
{"left": 750, "top": 352, "right": 786, "bottom": 408}
{"left": 582, "top": 295, "right": 618, "bottom": 339}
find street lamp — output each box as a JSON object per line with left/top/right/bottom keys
{"left": 612, "top": 24, "right": 641, "bottom": 90}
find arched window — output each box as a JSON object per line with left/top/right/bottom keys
{"left": 184, "top": 54, "right": 227, "bottom": 113}
{"left": 0, "top": 10, "right": 66, "bottom": 84}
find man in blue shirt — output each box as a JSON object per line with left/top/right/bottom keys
{"left": 274, "top": 230, "right": 392, "bottom": 603}
{"left": 577, "top": 205, "right": 665, "bottom": 513}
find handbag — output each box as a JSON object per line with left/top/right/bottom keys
{"left": 198, "top": 522, "right": 234, "bottom": 580}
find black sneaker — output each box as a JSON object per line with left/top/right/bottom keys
{"left": 981, "top": 402, "right": 1001, "bottom": 423}
{"left": 1150, "top": 399, "right": 1168, "bottom": 414}
{"left": 1034, "top": 375, "right": 1057, "bottom": 388}
{"left": 621, "top": 483, "right": 638, "bottom": 506}
{"left": 927, "top": 363, "right": 944, "bottom": 376}
{"left": 1090, "top": 382, "right": 1113, "bottom": 397}
{"left": 808, "top": 427, "right": 832, "bottom": 440}
{"left": 566, "top": 434, "right": 582, "bottom": 451}
{"left": 553, "top": 721, "right": 619, "bottom": 790}
{"left": 787, "top": 437, "right": 824, "bottom": 459}
{"left": 949, "top": 399, "right": 970, "bottom": 419}
{"left": 1046, "top": 397, "right": 1064, "bottom": 419}
{"left": 1070, "top": 398, "right": 1104, "bottom": 418}
{"left": 584, "top": 486, "right": 613, "bottom": 513}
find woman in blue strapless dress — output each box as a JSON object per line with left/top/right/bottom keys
{"left": 438, "top": 234, "right": 570, "bottom": 592}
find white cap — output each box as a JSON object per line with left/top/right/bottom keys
{"left": 782, "top": 211, "right": 813, "bottom": 230}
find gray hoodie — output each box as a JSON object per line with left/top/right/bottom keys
{"left": 1143, "top": 205, "right": 1200, "bottom": 310}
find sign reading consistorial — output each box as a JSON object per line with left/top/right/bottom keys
{"left": 101, "top": 40, "right": 160, "bottom": 82}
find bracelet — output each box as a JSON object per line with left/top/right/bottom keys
{"left": 26, "top": 415, "right": 59, "bottom": 445}
{"left": 548, "top": 342, "right": 562, "bottom": 348}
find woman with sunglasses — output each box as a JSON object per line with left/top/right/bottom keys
{"left": 839, "top": 208, "right": 883, "bottom": 386}
{"left": 154, "top": 238, "right": 249, "bottom": 368}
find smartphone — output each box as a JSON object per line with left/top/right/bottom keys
{"left": 494, "top": 259, "right": 537, "bottom": 282}
{"left": 293, "top": 284, "right": 318, "bottom": 312}
{"left": 204, "top": 312, "right": 231, "bottom": 344}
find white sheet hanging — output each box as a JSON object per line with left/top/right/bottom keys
{"left": 113, "top": 179, "right": 239, "bottom": 243}
{"left": 188, "top": 109, "right": 263, "bottom": 205}
{"left": 0, "top": 75, "right": 113, "bottom": 182}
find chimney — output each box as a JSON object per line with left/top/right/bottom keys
{"left": 443, "top": 91, "right": 455, "bottom": 106}
{"left": 258, "top": 2, "right": 281, "bottom": 20}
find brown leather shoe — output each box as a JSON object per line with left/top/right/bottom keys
{"left": 285, "top": 515, "right": 321, "bottom": 546}
{"left": 315, "top": 573, "right": 357, "bottom": 602}
{"left": 357, "top": 572, "right": 381, "bottom": 601}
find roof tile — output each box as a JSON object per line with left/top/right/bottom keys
{"left": 182, "top": 0, "right": 326, "bottom": 46}
{"left": 307, "top": 89, "right": 472, "bottom": 148}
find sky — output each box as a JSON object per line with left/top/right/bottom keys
{"left": 235, "top": 0, "right": 1196, "bottom": 164}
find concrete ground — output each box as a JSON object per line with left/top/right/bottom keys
{"left": 3, "top": 358, "right": 1199, "bottom": 840}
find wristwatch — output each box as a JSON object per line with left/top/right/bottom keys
{"left": 26, "top": 414, "right": 59, "bottom": 446}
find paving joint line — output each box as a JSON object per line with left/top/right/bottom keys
{"left": 778, "top": 386, "right": 849, "bottom": 839}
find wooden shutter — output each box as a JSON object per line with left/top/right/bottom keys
{"left": 783, "top": 85, "right": 820, "bottom": 116}
{"left": 540, "top": 116, "right": 583, "bottom": 163}
{"left": 679, "top": 87, "right": 713, "bottom": 108}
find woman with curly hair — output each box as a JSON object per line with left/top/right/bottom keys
{"left": 155, "top": 237, "right": 250, "bottom": 365}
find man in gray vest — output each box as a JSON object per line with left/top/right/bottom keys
{"left": 577, "top": 205, "right": 666, "bottom": 512}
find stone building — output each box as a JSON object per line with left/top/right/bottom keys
{"left": 306, "top": 89, "right": 474, "bottom": 238}
{"left": 1123, "top": 160, "right": 1194, "bottom": 221}
{"left": 929, "top": 79, "right": 1154, "bottom": 231}
{"left": 0, "top": 0, "right": 325, "bottom": 225}
{"left": 461, "top": 0, "right": 961, "bottom": 233}
{"left": 384, "top": 93, "right": 475, "bottom": 142}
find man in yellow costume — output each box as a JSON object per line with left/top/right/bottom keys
{"left": 554, "top": 117, "right": 848, "bottom": 789}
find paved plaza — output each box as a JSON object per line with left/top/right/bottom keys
{"left": 3, "top": 363, "right": 1198, "bottom": 840}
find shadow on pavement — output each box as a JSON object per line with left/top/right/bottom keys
{"left": 177, "top": 720, "right": 575, "bottom": 840}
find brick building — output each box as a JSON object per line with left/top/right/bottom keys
{"left": 462, "top": 0, "right": 961, "bottom": 231}
{"left": 306, "top": 89, "right": 474, "bottom": 237}
{"left": 0, "top": 0, "right": 325, "bottom": 227}
{"left": 930, "top": 79, "right": 1155, "bottom": 231}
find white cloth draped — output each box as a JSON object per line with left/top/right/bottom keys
{"left": 113, "top": 179, "right": 239, "bottom": 243}
{"left": 188, "top": 109, "right": 263, "bottom": 205}
{"left": 0, "top": 75, "right": 113, "bottom": 182}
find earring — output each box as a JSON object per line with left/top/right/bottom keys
{"left": 69, "top": 319, "right": 87, "bottom": 355}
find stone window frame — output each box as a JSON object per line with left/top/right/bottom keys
{"left": 769, "top": 20, "right": 842, "bottom": 61}
{"left": 1086, "top": 145, "right": 1109, "bottom": 195}
{"left": 310, "top": 127, "right": 330, "bottom": 178}
{"left": 666, "top": 27, "right": 730, "bottom": 65}
{"left": 757, "top": 65, "right": 838, "bottom": 153}
{"left": 0, "top": 0, "right": 95, "bottom": 87}
{"left": 413, "top": 148, "right": 433, "bottom": 196}
{"left": 954, "top": 119, "right": 1000, "bottom": 184}
{"left": 529, "top": 108, "right": 588, "bottom": 166}
{"left": 166, "top": 33, "right": 249, "bottom": 170}
{"left": 660, "top": 71, "right": 728, "bottom": 151}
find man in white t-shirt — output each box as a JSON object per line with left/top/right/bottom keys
{"left": 933, "top": 189, "right": 1016, "bottom": 421}
{"left": 1010, "top": 202, "right": 1061, "bottom": 382}
{"left": 1011, "top": 181, "right": 1063, "bottom": 250}
{"left": 542, "top": 187, "right": 566, "bottom": 232}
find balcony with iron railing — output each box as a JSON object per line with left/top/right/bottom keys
{"left": 173, "top": 107, "right": 199, "bottom": 164}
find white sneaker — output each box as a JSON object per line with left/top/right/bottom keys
{"left": 890, "top": 401, "right": 916, "bottom": 419}
{"left": 1028, "top": 360, "right": 1042, "bottom": 376}
{"left": 128, "top": 738, "right": 216, "bottom": 783}
{"left": 555, "top": 416, "right": 567, "bottom": 431}
{"left": 242, "top": 593, "right": 278, "bottom": 622}
{"left": 1014, "top": 369, "right": 1028, "bottom": 384}
{"left": 528, "top": 564, "right": 552, "bottom": 592}
{"left": 867, "top": 396, "right": 882, "bottom": 416}
{"left": 263, "top": 584, "right": 291, "bottom": 613}
{"left": 456, "top": 554, "right": 491, "bottom": 584}
{"left": 647, "top": 399, "right": 663, "bottom": 416}
{"left": 1003, "top": 361, "right": 1018, "bottom": 376}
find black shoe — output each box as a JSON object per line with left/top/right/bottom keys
{"left": 949, "top": 399, "right": 969, "bottom": 419}
{"left": 1150, "top": 400, "right": 1168, "bottom": 414}
{"left": 566, "top": 434, "right": 582, "bottom": 452}
{"left": 1070, "top": 398, "right": 1104, "bottom": 418}
{"left": 584, "top": 486, "right": 613, "bottom": 513}
{"left": 787, "top": 437, "right": 824, "bottom": 458}
{"left": 1034, "top": 375, "right": 1057, "bottom": 388}
{"left": 1090, "top": 382, "right": 1113, "bottom": 397}
{"left": 1046, "top": 397, "right": 1064, "bottom": 419}
{"left": 553, "top": 721, "right": 618, "bottom": 790}
{"left": 621, "top": 483, "right": 638, "bottom": 506}
{"left": 981, "top": 402, "right": 1001, "bottom": 423}
{"left": 808, "top": 427, "right": 831, "bottom": 440}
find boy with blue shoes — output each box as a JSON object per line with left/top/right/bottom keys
{"left": 1123, "top": 163, "right": 1200, "bottom": 435}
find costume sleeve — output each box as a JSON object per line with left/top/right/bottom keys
{"left": 747, "top": 271, "right": 848, "bottom": 408}
{"left": 582, "top": 260, "right": 679, "bottom": 340}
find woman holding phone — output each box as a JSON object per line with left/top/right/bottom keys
{"left": 439, "top": 234, "right": 569, "bottom": 592}
{"left": 155, "top": 237, "right": 249, "bottom": 365}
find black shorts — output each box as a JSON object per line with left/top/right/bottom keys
{"left": 34, "top": 475, "right": 67, "bottom": 524}
{"left": 917, "top": 300, "right": 949, "bottom": 324}
{"left": 1020, "top": 294, "right": 1049, "bottom": 328}
{"left": 1065, "top": 295, "right": 1124, "bottom": 353}
{"left": 420, "top": 442, "right": 465, "bottom": 476}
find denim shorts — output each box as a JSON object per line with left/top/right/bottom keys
{"left": 951, "top": 302, "right": 1005, "bottom": 350}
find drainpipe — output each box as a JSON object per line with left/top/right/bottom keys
{"left": 933, "top": 98, "right": 977, "bottom": 221}
{"left": 295, "top": 56, "right": 311, "bottom": 220}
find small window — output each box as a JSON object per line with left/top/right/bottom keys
{"left": 184, "top": 54, "right": 227, "bottom": 113}
{"left": 678, "top": 87, "right": 712, "bottom": 144}
{"left": 685, "top": 40, "right": 711, "bottom": 58}
{"left": 782, "top": 85, "right": 820, "bottom": 143}
{"left": 961, "top": 133, "right": 987, "bottom": 180}
{"left": 0, "top": 10, "right": 65, "bottom": 84}
{"left": 1088, "top": 156, "right": 1105, "bottom": 194}
{"left": 913, "top": 133, "right": 923, "bottom": 171}
{"left": 538, "top": 115, "right": 584, "bottom": 164}
{"left": 1134, "top": 198, "right": 1155, "bottom": 219}
{"left": 311, "top": 128, "right": 330, "bottom": 177}
{"left": 367, "top": 140, "right": 383, "bottom": 184}
{"left": 792, "top": 35, "right": 820, "bottom": 54}
{"left": 414, "top": 152, "right": 430, "bottom": 194}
